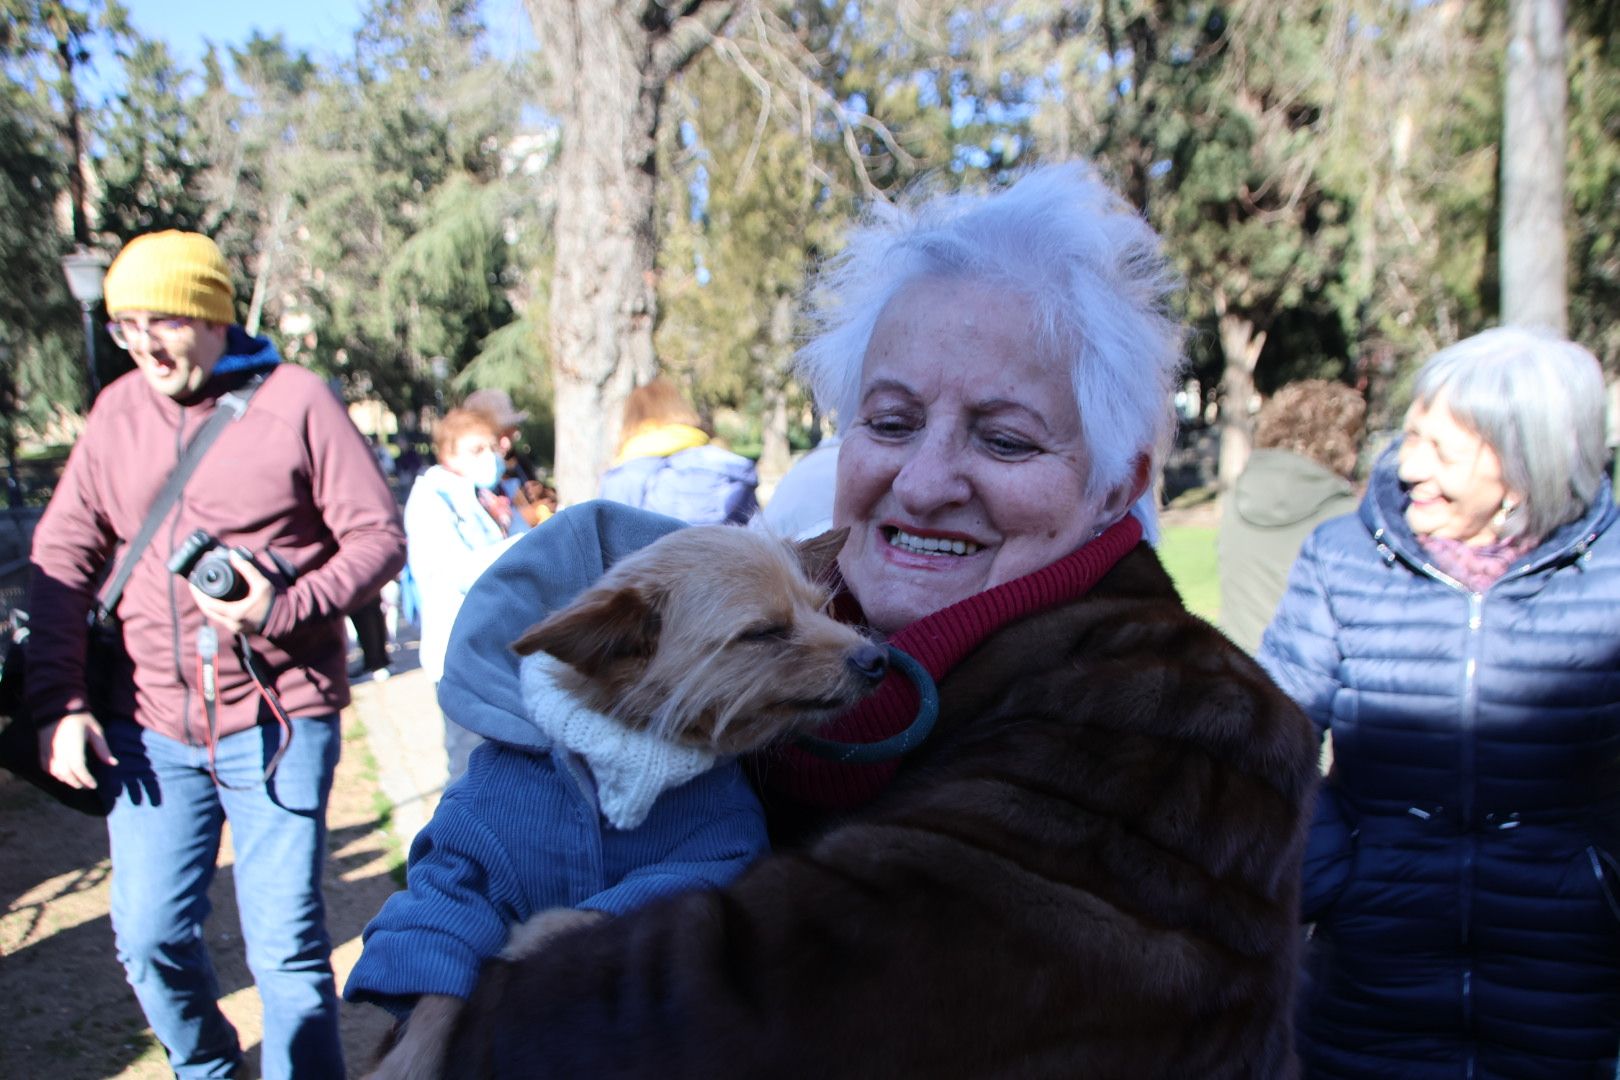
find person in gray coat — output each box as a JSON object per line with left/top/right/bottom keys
{"left": 1218, "top": 379, "right": 1365, "bottom": 653}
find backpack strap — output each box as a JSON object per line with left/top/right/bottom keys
{"left": 93, "top": 373, "right": 267, "bottom": 624}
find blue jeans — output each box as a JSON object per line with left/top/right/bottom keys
{"left": 103, "top": 716, "right": 344, "bottom": 1080}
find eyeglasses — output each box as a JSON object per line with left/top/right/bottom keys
{"left": 106, "top": 316, "right": 194, "bottom": 350}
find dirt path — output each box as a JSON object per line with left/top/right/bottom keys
{"left": 0, "top": 714, "right": 401, "bottom": 1078}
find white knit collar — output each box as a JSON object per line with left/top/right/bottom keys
{"left": 518, "top": 653, "right": 716, "bottom": 830}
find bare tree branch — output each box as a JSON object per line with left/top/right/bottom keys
{"left": 650, "top": 1, "right": 740, "bottom": 83}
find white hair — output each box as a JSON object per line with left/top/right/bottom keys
{"left": 1411, "top": 326, "right": 1607, "bottom": 543}
{"left": 795, "top": 162, "right": 1185, "bottom": 539}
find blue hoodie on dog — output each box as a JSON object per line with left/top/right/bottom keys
{"left": 344, "top": 502, "right": 770, "bottom": 1016}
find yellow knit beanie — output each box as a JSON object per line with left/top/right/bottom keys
{"left": 103, "top": 230, "right": 236, "bottom": 325}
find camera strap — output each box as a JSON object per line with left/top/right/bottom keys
{"left": 94, "top": 374, "right": 267, "bottom": 626}
{"left": 195, "top": 624, "right": 294, "bottom": 790}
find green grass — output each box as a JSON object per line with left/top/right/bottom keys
{"left": 1157, "top": 524, "right": 1220, "bottom": 623}
{"left": 344, "top": 719, "right": 409, "bottom": 887}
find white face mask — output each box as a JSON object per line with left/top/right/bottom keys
{"left": 469, "top": 450, "right": 504, "bottom": 490}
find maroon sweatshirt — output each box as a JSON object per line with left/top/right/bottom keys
{"left": 27, "top": 362, "right": 406, "bottom": 744}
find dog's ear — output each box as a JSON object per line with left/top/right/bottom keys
{"left": 510, "top": 586, "right": 662, "bottom": 675}
{"left": 792, "top": 527, "right": 849, "bottom": 584}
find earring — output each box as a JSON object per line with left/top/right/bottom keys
{"left": 1492, "top": 498, "right": 1517, "bottom": 529}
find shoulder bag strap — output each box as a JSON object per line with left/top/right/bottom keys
{"left": 93, "top": 373, "right": 268, "bottom": 623}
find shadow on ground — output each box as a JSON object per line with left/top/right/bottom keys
{"left": 0, "top": 714, "right": 403, "bottom": 1079}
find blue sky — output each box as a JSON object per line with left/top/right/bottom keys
{"left": 115, "top": 0, "right": 534, "bottom": 74}
{"left": 123, "top": 0, "right": 369, "bottom": 68}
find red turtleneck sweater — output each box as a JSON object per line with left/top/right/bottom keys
{"left": 763, "top": 513, "right": 1144, "bottom": 810}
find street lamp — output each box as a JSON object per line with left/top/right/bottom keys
{"left": 60, "top": 247, "right": 108, "bottom": 407}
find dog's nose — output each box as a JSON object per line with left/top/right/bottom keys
{"left": 847, "top": 644, "right": 888, "bottom": 684}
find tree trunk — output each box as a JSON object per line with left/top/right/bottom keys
{"left": 1501, "top": 0, "right": 1568, "bottom": 334}
{"left": 756, "top": 290, "right": 796, "bottom": 494}
{"left": 1216, "top": 310, "right": 1267, "bottom": 490}
{"left": 526, "top": 0, "right": 733, "bottom": 506}
{"left": 54, "top": 31, "right": 89, "bottom": 246}
{"left": 245, "top": 192, "right": 291, "bottom": 338}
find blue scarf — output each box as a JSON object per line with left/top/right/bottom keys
{"left": 213, "top": 324, "right": 283, "bottom": 377}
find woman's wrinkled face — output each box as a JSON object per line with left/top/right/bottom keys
{"left": 833, "top": 277, "right": 1122, "bottom": 636}
{"left": 1397, "top": 397, "right": 1518, "bottom": 546}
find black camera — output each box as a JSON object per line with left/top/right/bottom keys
{"left": 167, "top": 529, "right": 247, "bottom": 602}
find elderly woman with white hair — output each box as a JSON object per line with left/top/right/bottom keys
{"left": 1259, "top": 327, "right": 1620, "bottom": 1079}
{"left": 353, "top": 163, "right": 1319, "bottom": 1077}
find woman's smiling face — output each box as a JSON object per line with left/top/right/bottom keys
{"left": 833, "top": 277, "right": 1125, "bottom": 636}
{"left": 1397, "top": 396, "right": 1520, "bottom": 546}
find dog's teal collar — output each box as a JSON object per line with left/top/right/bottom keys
{"left": 794, "top": 646, "right": 939, "bottom": 764}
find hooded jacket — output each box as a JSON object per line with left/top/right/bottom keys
{"left": 344, "top": 503, "right": 769, "bottom": 1015}
{"left": 599, "top": 422, "right": 759, "bottom": 525}
{"left": 1218, "top": 448, "right": 1357, "bottom": 654}
{"left": 406, "top": 500, "right": 1317, "bottom": 1078}
{"left": 1259, "top": 446, "right": 1620, "bottom": 1079}
{"left": 26, "top": 328, "right": 405, "bottom": 743}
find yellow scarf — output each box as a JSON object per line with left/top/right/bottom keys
{"left": 612, "top": 423, "right": 710, "bottom": 466}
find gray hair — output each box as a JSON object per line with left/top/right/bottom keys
{"left": 1411, "top": 326, "right": 1607, "bottom": 543}
{"left": 795, "top": 162, "right": 1185, "bottom": 539}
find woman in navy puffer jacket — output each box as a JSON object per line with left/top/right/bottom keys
{"left": 1260, "top": 327, "right": 1620, "bottom": 1079}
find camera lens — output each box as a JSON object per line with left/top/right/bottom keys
{"left": 192, "top": 554, "right": 246, "bottom": 601}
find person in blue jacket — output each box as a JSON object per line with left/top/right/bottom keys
{"left": 598, "top": 376, "right": 758, "bottom": 525}
{"left": 1260, "top": 326, "right": 1620, "bottom": 1079}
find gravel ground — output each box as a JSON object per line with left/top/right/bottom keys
{"left": 0, "top": 714, "right": 402, "bottom": 1079}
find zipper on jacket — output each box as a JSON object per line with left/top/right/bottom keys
{"left": 1403, "top": 557, "right": 1484, "bottom": 1054}
{"left": 1462, "top": 968, "right": 1475, "bottom": 1078}
{"left": 1457, "top": 589, "right": 1483, "bottom": 1070}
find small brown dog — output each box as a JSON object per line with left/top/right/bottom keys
{"left": 364, "top": 525, "right": 886, "bottom": 1080}
{"left": 511, "top": 524, "right": 886, "bottom": 757}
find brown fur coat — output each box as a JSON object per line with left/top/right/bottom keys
{"left": 446, "top": 545, "right": 1318, "bottom": 1079}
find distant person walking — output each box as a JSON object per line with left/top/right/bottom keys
{"left": 599, "top": 377, "right": 758, "bottom": 525}
{"left": 1217, "top": 379, "right": 1364, "bottom": 653}
{"left": 463, "top": 388, "right": 546, "bottom": 535}
{"left": 403, "top": 407, "right": 514, "bottom": 784}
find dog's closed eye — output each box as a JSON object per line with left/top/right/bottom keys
{"left": 737, "top": 623, "right": 792, "bottom": 644}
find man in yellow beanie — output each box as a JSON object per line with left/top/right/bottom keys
{"left": 98, "top": 228, "right": 239, "bottom": 399}
{"left": 25, "top": 230, "right": 406, "bottom": 1079}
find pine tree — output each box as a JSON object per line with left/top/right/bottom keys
{"left": 291, "top": 0, "right": 537, "bottom": 417}
{"left": 95, "top": 35, "right": 215, "bottom": 240}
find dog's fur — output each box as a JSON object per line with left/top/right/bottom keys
{"left": 509, "top": 525, "right": 886, "bottom": 755}
{"left": 364, "top": 525, "right": 885, "bottom": 1080}
{"left": 428, "top": 543, "right": 1318, "bottom": 1079}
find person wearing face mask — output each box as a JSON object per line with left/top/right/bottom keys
{"left": 403, "top": 406, "right": 514, "bottom": 783}
{"left": 1260, "top": 327, "right": 1620, "bottom": 1078}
